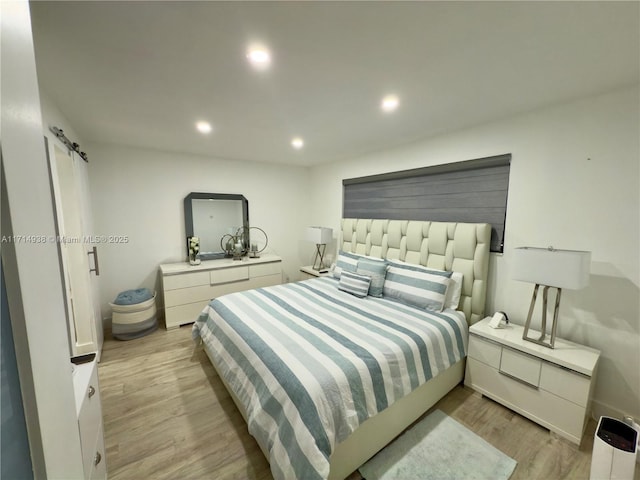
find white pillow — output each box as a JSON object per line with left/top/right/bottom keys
{"left": 332, "top": 250, "right": 361, "bottom": 279}
{"left": 445, "top": 272, "right": 464, "bottom": 310}
{"left": 387, "top": 261, "right": 463, "bottom": 310}
{"left": 383, "top": 261, "right": 452, "bottom": 312}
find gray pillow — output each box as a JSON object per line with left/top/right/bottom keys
{"left": 356, "top": 258, "right": 388, "bottom": 297}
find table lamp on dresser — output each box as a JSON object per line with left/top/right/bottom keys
{"left": 512, "top": 246, "right": 591, "bottom": 348}
{"left": 306, "top": 226, "right": 333, "bottom": 271}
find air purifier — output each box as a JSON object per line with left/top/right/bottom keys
{"left": 590, "top": 416, "right": 637, "bottom": 480}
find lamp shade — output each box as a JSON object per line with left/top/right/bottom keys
{"left": 513, "top": 247, "right": 591, "bottom": 290}
{"left": 306, "top": 226, "right": 333, "bottom": 244}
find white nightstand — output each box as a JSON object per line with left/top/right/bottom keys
{"left": 464, "top": 317, "right": 600, "bottom": 445}
{"left": 300, "top": 265, "right": 332, "bottom": 280}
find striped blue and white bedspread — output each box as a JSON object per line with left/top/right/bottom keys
{"left": 192, "top": 277, "right": 468, "bottom": 480}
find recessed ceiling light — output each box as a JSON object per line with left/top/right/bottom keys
{"left": 195, "top": 121, "right": 212, "bottom": 134}
{"left": 291, "top": 137, "right": 304, "bottom": 149}
{"left": 247, "top": 46, "right": 271, "bottom": 69}
{"left": 381, "top": 95, "right": 400, "bottom": 112}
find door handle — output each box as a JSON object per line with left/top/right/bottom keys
{"left": 88, "top": 246, "right": 100, "bottom": 276}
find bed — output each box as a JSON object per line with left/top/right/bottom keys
{"left": 193, "top": 219, "right": 491, "bottom": 480}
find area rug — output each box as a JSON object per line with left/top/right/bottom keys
{"left": 358, "top": 409, "right": 517, "bottom": 480}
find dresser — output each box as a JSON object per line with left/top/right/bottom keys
{"left": 160, "top": 254, "right": 282, "bottom": 329}
{"left": 464, "top": 318, "right": 600, "bottom": 445}
{"left": 73, "top": 359, "right": 106, "bottom": 480}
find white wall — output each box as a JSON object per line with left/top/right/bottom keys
{"left": 39, "top": 90, "right": 86, "bottom": 147}
{"left": 309, "top": 86, "right": 640, "bottom": 420}
{"left": 85, "top": 143, "right": 312, "bottom": 323}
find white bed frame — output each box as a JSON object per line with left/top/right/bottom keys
{"left": 204, "top": 218, "right": 491, "bottom": 479}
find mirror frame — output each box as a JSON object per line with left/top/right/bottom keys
{"left": 184, "top": 192, "right": 249, "bottom": 260}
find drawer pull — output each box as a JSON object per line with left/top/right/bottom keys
{"left": 94, "top": 451, "right": 102, "bottom": 466}
{"left": 498, "top": 369, "right": 539, "bottom": 390}
{"left": 88, "top": 385, "right": 96, "bottom": 398}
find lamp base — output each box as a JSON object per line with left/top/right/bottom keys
{"left": 522, "top": 284, "right": 562, "bottom": 349}
{"left": 312, "top": 243, "right": 327, "bottom": 271}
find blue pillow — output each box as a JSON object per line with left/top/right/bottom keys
{"left": 338, "top": 271, "right": 371, "bottom": 298}
{"left": 356, "top": 258, "right": 388, "bottom": 297}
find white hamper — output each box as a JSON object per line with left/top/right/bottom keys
{"left": 110, "top": 289, "right": 158, "bottom": 340}
{"left": 590, "top": 416, "right": 638, "bottom": 480}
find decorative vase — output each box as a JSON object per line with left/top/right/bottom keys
{"left": 188, "top": 236, "right": 201, "bottom": 265}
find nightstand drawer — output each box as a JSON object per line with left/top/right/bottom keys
{"left": 499, "top": 348, "right": 541, "bottom": 388}
{"left": 540, "top": 362, "right": 591, "bottom": 407}
{"left": 466, "top": 358, "right": 586, "bottom": 443}
{"left": 468, "top": 334, "right": 502, "bottom": 369}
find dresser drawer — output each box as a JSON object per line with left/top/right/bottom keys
{"left": 78, "top": 365, "right": 102, "bottom": 477}
{"left": 165, "top": 301, "right": 209, "bottom": 329}
{"left": 89, "top": 424, "right": 106, "bottom": 480}
{"left": 499, "top": 348, "right": 541, "bottom": 388}
{"left": 540, "top": 362, "right": 591, "bottom": 407}
{"left": 250, "top": 261, "right": 281, "bottom": 278}
{"left": 164, "top": 284, "right": 217, "bottom": 307}
{"left": 164, "top": 276, "right": 282, "bottom": 328}
{"left": 468, "top": 334, "right": 502, "bottom": 369}
{"left": 163, "top": 271, "right": 209, "bottom": 290}
{"left": 248, "top": 273, "right": 282, "bottom": 289}
{"left": 210, "top": 266, "right": 249, "bottom": 285}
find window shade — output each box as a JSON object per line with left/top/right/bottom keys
{"left": 342, "top": 154, "right": 511, "bottom": 252}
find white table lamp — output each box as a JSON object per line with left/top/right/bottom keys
{"left": 306, "top": 227, "right": 333, "bottom": 271}
{"left": 513, "top": 246, "right": 591, "bottom": 348}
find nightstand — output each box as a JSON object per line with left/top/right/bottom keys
{"left": 300, "top": 265, "right": 332, "bottom": 280}
{"left": 464, "top": 317, "right": 600, "bottom": 445}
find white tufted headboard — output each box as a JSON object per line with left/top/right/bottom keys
{"left": 340, "top": 218, "right": 491, "bottom": 324}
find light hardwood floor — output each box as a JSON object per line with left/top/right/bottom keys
{"left": 99, "top": 325, "right": 635, "bottom": 480}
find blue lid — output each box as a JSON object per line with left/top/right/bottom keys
{"left": 113, "top": 288, "right": 153, "bottom": 305}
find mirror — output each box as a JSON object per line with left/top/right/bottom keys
{"left": 184, "top": 193, "right": 249, "bottom": 260}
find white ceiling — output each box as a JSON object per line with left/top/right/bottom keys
{"left": 30, "top": 1, "right": 639, "bottom": 166}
